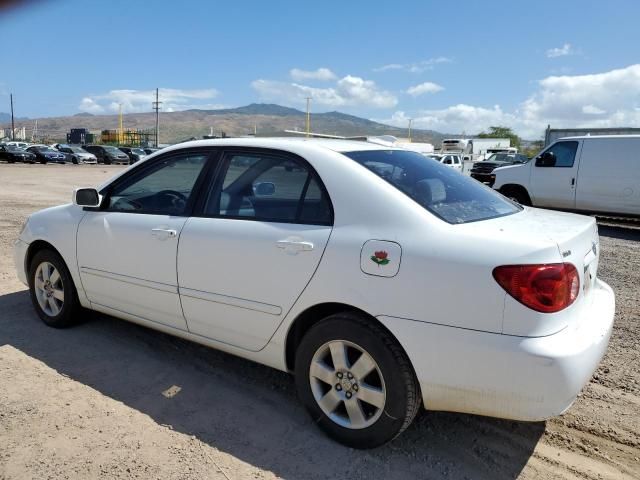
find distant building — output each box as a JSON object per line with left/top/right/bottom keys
{"left": 66, "top": 128, "right": 95, "bottom": 145}
{"left": 544, "top": 125, "right": 640, "bottom": 146}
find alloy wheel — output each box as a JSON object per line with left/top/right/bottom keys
{"left": 309, "top": 340, "right": 386, "bottom": 429}
{"left": 34, "top": 261, "right": 64, "bottom": 317}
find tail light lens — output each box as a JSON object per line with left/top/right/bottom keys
{"left": 493, "top": 263, "right": 580, "bottom": 313}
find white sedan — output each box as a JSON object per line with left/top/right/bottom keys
{"left": 14, "top": 138, "right": 615, "bottom": 448}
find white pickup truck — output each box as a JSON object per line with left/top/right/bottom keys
{"left": 493, "top": 135, "right": 640, "bottom": 217}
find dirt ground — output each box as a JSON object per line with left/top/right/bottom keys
{"left": 0, "top": 163, "right": 638, "bottom": 480}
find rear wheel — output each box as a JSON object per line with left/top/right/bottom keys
{"left": 29, "top": 249, "right": 82, "bottom": 328}
{"left": 295, "top": 312, "right": 421, "bottom": 448}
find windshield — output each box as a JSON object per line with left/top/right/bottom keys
{"left": 37, "top": 146, "right": 57, "bottom": 152}
{"left": 344, "top": 150, "right": 521, "bottom": 224}
{"left": 103, "top": 146, "right": 120, "bottom": 153}
{"left": 485, "top": 153, "right": 528, "bottom": 163}
{"left": 132, "top": 148, "right": 146, "bottom": 154}
{"left": 70, "top": 147, "right": 86, "bottom": 153}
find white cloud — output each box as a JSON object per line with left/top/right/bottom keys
{"left": 290, "top": 67, "right": 336, "bottom": 82}
{"left": 406, "top": 82, "right": 444, "bottom": 96}
{"left": 546, "top": 43, "right": 574, "bottom": 58}
{"left": 78, "top": 88, "right": 219, "bottom": 114}
{"left": 374, "top": 57, "right": 452, "bottom": 73}
{"left": 378, "top": 64, "right": 640, "bottom": 138}
{"left": 377, "top": 105, "right": 515, "bottom": 135}
{"left": 582, "top": 105, "right": 606, "bottom": 115}
{"left": 252, "top": 75, "right": 397, "bottom": 109}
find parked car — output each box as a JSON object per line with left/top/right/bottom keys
{"left": 493, "top": 135, "right": 640, "bottom": 216}
{"left": 82, "top": 145, "right": 130, "bottom": 164}
{"left": 0, "top": 144, "right": 37, "bottom": 163}
{"left": 143, "top": 147, "right": 161, "bottom": 155}
{"left": 425, "top": 153, "right": 463, "bottom": 172}
{"left": 4, "top": 141, "right": 30, "bottom": 149}
{"left": 56, "top": 145, "right": 98, "bottom": 164}
{"left": 118, "top": 147, "right": 147, "bottom": 164}
{"left": 14, "top": 138, "right": 614, "bottom": 448}
{"left": 470, "top": 153, "right": 530, "bottom": 186}
{"left": 26, "top": 145, "right": 66, "bottom": 164}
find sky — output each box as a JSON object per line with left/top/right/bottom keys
{"left": 1, "top": 0, "right": 640, "bottom": 139}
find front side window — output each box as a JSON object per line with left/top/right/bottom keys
{"left": 203, "top": 152, "right": 332, "bottom": 225}
{"left": 106, "top": 153, "right": 208, "bottom": 215}
{"left": 542, "top": 141, "right": 578, "bottom": 167}
{"left": 344, "top": 149, "right": 520, "bottom": 224}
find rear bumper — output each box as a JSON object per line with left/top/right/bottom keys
{"left": 379, "top": 279, "right": 615, "bottom": 421}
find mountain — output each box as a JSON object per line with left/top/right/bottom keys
{"left": 0, "top": 112, "right": 28, "bottom": 123}
{"left": 0, "top": 104, "right": 445, "bottom": 145}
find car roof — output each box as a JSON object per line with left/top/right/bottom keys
{"left": 159, "top": 137, "right": 394, "bottom": 155}
{"left": 557, "top": 134, "right": 640, "bottom": 141}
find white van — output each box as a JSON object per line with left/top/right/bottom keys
{"left": 493, "top": 135, "right": 640, "bottom": 217}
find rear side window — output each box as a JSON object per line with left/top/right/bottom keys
{"left": 344, "top": 150, "right": 520, "bottom": 224}
{"left": 203, "top": 152, "right": 332, "bottom": 225}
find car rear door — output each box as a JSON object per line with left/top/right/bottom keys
{"left": 77, "top": 149, "right": 212, "bottom": 330}
{"left": 177, "top": 149, "right": 333, "bottom": 351}
{"left": 530, "top": 140, "right": 582, "bottom": 208}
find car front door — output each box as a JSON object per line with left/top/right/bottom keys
{"left": 77, "top": 150, "right": 211, "bottom": 330}
{"left": 177, "top": 150, "right": 333, "bottom": 351}
{"left": 530, "top": 140, "right": 582, "bottom": 208}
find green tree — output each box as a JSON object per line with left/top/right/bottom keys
{"left": 477, "top": 126, "right": 521, "bottom": 150}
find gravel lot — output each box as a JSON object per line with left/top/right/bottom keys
{"left": 0, "top": 163, "right": 638, "bottom": 479}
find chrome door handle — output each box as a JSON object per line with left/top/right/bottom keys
{"left": 151, "top": 228, "right": 177, "bottom": 240}
{"left": 276, "top": 239, "right": 314, "bottom": 254}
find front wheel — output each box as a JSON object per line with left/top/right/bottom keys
{"left": 295, "top": 313, "right": 421, "bottom": 448}
{"left": 29, "top": 249, "right": 82, "bottom": 328}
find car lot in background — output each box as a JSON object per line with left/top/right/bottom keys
{"left": 14, "top": 138, "right": 614, "bottom": 449}
{"left": 118, "top": 147, "right": 147, "bottom": 164}
{"left": 82, "top": 144, "right": 131, "bottom": 164}
{"left": 56, "top": 145, "right": 98, "bottom": 164}
{"left": 470, "top": 153, "right": 530, "bottom": 186}
{"left": 0, "top": 144, "right": 37, "bottom": 163}
{"left": 26, "top": 145, "right": 67, "bottom": 164}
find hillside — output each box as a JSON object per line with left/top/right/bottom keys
{"left": 0, "top": 104, "right": 445, "bottom": 145}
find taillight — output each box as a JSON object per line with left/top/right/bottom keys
{"left": 493, "top": 263, "right": 579, "bottom": 313}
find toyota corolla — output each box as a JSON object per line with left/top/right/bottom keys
{"left": 14, "top": 138, "right": 615, "bottom": 448}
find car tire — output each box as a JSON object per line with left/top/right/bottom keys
{"left": 28, "top": 249, "right": 82, "bottom": 328}
{"left": 72, "top": 156, "right": 79, "bottom": 164}
{"left": 295, "top": 312, "right": 421, "bottom": 449}
{"left": 501, "top": 186, "right": 531, "bottom": 206}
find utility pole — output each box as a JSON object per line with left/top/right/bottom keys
{"left": 408, "top": 118, "right": 413, "bottom": 142}
{"left": 152, "top": 88, "right": 162, "bottom": 147}
{"left": 10, "top": 94, "right": 15, "bottom": 140}
{"left": 118, "top": 103, "right": 123, "bottom": 145}
{"left": 305, "top": 97, "right": 311, "bottom": 138}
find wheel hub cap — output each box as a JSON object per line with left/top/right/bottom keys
{"left": 309, "top": 340, "right": 386, "bottom": 430}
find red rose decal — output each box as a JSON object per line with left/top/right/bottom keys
{"left": 371, "top": 250, "right": 390, "bottom": 266}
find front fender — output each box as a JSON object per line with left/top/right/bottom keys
{"left": 20, "top": 204, "right": 89, "bottom": 307}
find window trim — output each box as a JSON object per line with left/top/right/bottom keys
{"left": 87, "top": 147, "right": 220, "bottom": 217}
{"left": 191, "top": 147, "right": 334, "bottom": 227}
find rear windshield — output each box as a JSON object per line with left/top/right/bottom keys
{"left": 344, "top": 150, "right": 521, "bottom": 224}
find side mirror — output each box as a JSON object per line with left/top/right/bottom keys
{"left": 535, "top": 151, "right": 556, "bottom": 167}
{"left": 73, "top": 188, "right": 101, "bottom": 207}
{"left": 253, "top": 182, "right": 276, "bottom": 196}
